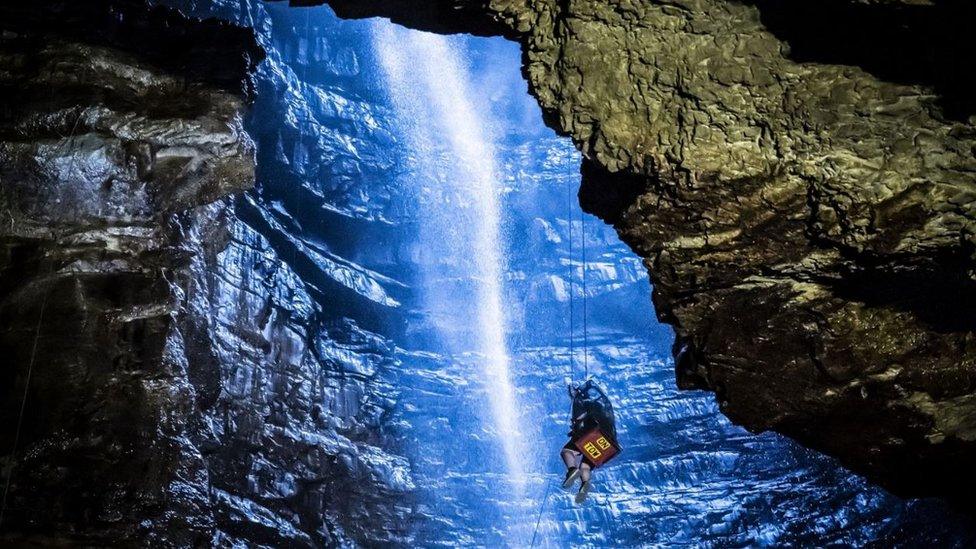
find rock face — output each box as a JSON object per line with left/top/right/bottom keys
{"left": 309, "top": 0, "right": 976, "bottom": 500}
{"left": 1, "top": 1, "right": 413, "bottom": 545}
{"left": 2, "top": 0, "right": 974, "bottom": 544}
{"left": 0, "top": 1, "right": 259, "bottom": 543}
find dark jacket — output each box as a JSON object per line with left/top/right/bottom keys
{"left": 568, "top": 380, "right": 617, "bottom": 441}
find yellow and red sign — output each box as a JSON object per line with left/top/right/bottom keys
{"left": 573, "top": 428, "right": 620, "bottom": 468}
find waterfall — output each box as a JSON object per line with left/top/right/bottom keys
{"left": 374, "top": 24, "right": 528, "bottom": 501}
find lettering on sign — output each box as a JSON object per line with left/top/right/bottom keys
{"left": 583, "top": 442, "right": 602, "bottom": 459}
{"left": 573, "top": 428, "right": 620, "bottom": 468}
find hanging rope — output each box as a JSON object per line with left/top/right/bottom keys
{"left": 0, "top": 284, "right": 51, "bottom": 529}
{"left": 531, "top": 388, "right": 575, "bottom": 548}
{"left": 532, "top": 357, "right": 584, "bottom": 547}
{"left": 280, "top": 7, "right": 314, "bottom": 310}
{"left": 567, "top": 162, "right": 575, "bottom": 379}
{"left": 1, "top": 104, "right": 83, "bottom": 528}
{"left": 581, "top": 198, "right": 588, "bottom": 380}
{"left": 529, "top": 475, "right": 554, "bottom": 547}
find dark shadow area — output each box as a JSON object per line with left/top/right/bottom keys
{"left": 827, "top": 247, "right": 976, "bottom": 333}
{"left": 578, "top": 159, "right": 649, "bottom": 226}
{"left": 270, "top": 0, "right": 517, "bottom": 39}
{"left": 0, "top": 0, "right": 263, "bottom": 97}
{"left": 749, "top": 0, "right": 976, "bottom": 120}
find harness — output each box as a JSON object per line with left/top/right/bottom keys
{"left": 568, "top": 380, "right": 621, "bottom": 468}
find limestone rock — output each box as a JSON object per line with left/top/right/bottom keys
{"left": 1, "top": 1, "right": 415, "bottom": 545}
{"left": 0, "top": 0, "right": 256, "bottom": 543}
{"left": 311, "top": 0, "right": 976, "bottom": 500}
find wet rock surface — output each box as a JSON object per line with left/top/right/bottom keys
{"left": 384, "top": 66, "right": 973, "bottom": 544}
{"left": 185, "top": 4, "right": 417, "bottom": 541}
{"left": 1, "top": 1, "right": 411, "bottom": 545}
{"left": 306, "top": 0, "right": 976, "bottom": 501}
{"left": 0, "top": 1, "right": 259, "bottom": 543}
{"left": 3, "top": 0, "right": 976, "bottom": 545}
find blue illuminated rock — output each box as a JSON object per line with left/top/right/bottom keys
{"left": 2, "top": 0, "right": 975, "bottom": 546}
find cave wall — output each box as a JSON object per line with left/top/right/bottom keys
{"left": 0, "top": 1, "right": 414, "bottom": 545}
{"left": 304, "top": 0, "right": 976, "bottom": 500}
{"left": 0, "top": 1, "right": 259, "bottom": 542}
{"left": 2, "top": 0, "right": 975, "bottom": 544}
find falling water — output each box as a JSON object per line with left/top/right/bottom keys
{"left": 374, "top": 24, "right": 528, "bottom": 503}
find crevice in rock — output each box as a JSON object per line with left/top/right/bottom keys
{"left": 273, "top": 0, "right": 516, "bottom": 39}
{"left": 2, "top": 0, "right": 264, "bottom": 97}
{"left": 578, "top": 158, "right": 650, "bottom": 226}
{"left": 747, "top": 0, "right": 976, "bottom": 120}
{"left": 826, "top": 247, "right": 976, "bottom": 334}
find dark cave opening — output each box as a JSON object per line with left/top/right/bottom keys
{"left": 749, "top": 0, "right": 976, "bottom": 120}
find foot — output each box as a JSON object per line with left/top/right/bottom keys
{"left": 575, "top": 480, "right": 592, "bottom": 504}
{"left": 561, "top": 467, "right": 580, "bottom": 489}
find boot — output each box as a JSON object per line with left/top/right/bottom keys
{"left": 562, "top": 467, "right": 580, "bottom": 489}
{"left": 575, "top": 480, "right": 592, "bottom": 504}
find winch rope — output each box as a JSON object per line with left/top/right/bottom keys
{"left": 1, "top": 104, "right": 83, "bottom": 529}
{"left": 529, "top": 474, "right": 555, "bottom": 547}
{"left": 531, "top": 381, "right": 584, "bottom": 546}
{"left": 581, "top": 188, "right": 588, "bottom": 380}
{"left": 0, "top": 273, "right": 51, "bottom": 529}
{"left": 567, "top": 160, "right": 589, "bottom": 382}
{"left": 567, "top": 161, "right": 575, "bottom": 379}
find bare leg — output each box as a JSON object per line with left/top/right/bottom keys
{"left": 560, "top": 448, "right": 579, "bottom": 470}
{"left": 561, "top": 448, "right": 582, "bottom": 489}
{"left": 575, "top": 462, "right": 594, "bottom": 503}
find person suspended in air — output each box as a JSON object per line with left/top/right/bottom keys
{"left": 560, "top": 377, "right": 620, "bottom": 503}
